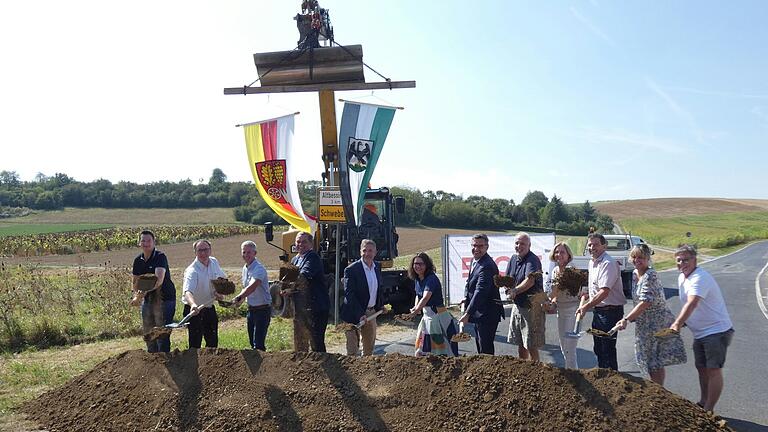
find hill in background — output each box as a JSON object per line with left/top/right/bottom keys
{"left": 594, "top": 198, "right": 768, "bottom": 220}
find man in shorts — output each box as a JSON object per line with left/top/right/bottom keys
{"left": 670, "top": 244, "right": 734, "bottom": 412}
{"left": 505, "top": 232, "right": 545, "bottom": 361}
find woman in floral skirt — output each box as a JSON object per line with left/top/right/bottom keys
{"left": 616, "top": 244, "right": 687, "bottom": 385}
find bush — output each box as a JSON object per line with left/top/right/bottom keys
{"left": 0, "top": 317, "right": 25, "bottom": 350}
{"left": 27, "top": 319, "right": 67, "bottom": 349}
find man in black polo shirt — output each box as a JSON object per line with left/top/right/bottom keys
{"left": 505, "top": 232, "right": 545, "bottom": 361}
{"left": 132, "top": 230, "right": 176, "bottom": 353}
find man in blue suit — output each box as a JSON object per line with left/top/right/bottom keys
{"left": 341, "top": 239, "right": 384, "bottom": 356}
{"left": 459, "top": 233, "right": 504, "bottom": 355}
{"left": 291, "top": 232, "right": 330, "bottom": 352}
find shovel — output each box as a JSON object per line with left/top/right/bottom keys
{"left": 653, "top": 328, "right": 680, "bottom": 339}
{"left": 565, "top": 296, "right": 589, "bottom": 339}
{"left": 587, "top": 322, "right": 622, "bottom": 338}
{"left": 334, "top": 309, "right": 384, "bottom": 332}
{"left": 217, "top": 299, "right": 238, "bottom": 308}
{"left": 450, "top": 303, "right": 472, "bottom": 343}
{"left": 357, "top": 309, "right": 383, "bottom": 328}
{"left": 147, "top": 299, "right": 215, "bottom": 341}
{"left": 394, "top": 312, "right": 418, "bottom": 323}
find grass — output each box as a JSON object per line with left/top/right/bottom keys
{"left": 620, "top": 211, "right": 768, "bottom": 250}
{"left": 0, "top": 207, "right": 237, "bottom": 225}
{"left": 0, "top": 224, "right": 113, "bottom": 237}
{"left": 393, "top": 247, "right": 443, "bottom": 274}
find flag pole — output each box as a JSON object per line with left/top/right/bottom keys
{"left": 235, "top": 111, "right": 300, "bottom": 127}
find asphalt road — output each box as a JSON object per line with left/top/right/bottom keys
{"left": 375, "top": 241, "right": 768, "bottom": 431}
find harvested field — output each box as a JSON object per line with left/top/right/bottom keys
{"left": 594, "top": 198, "right": 768, "bottom": 220}
{"left": 22, "top": 349, "right": 731, "bottom": 432}
{"left": 2, "top": 227, "right": 499, "bottom": 271}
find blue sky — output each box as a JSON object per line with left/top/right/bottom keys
{"left": 1, "top": 1, "right": 766, "bottom": 203}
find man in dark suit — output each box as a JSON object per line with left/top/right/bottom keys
{"left": 459, "top": 233, "right": 504, "bottom": 355}
{"left": 341, "top": 239, "right": 384, "bottom": 356}
{"left": 291, "top": 231, "right": 330, "bottom": 352}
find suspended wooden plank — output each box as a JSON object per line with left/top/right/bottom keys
{"left": 223, "top": 80, "right": 416, "bottom": 95}
{"left": 254, "top": 45, "right": 364, "bottom": 86}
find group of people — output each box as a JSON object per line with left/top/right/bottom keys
{"left": 130, "top": 229, "right": 735, "bottom": 412}
{"left": 131, "top": 230, "right": 275, "bottom": 352}
{"left": 453, "top": 231, "right": 734, "bottom": 412}
{"left": 129, "top": 230, "right": 396, "bottom": 358}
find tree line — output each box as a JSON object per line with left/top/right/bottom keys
{"left": 0, "top": 169, "right": 612, "bottom": 234}
{"left": 0, "top": 169, "right": 256, "bottom": 210}
{"left": 227, "top": 180, "right": 613, "bottom": 235}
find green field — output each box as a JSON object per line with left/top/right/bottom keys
{"left": 620, "top": 211, "right": 768, "bottom": 250}
{"left": 0, "top": 207, "right": 237, "bottom": 225}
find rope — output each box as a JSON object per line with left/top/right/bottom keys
{"left": 245, "top": 45, "right": 310, "bottom": 88}
{"left": 330, "top": 39, "right": 391, "bottom": 84}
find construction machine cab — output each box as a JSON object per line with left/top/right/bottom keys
{"left": 347, "top": 187, "right": 401, "bottom": 266}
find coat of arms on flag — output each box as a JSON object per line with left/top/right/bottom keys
{"left": 346, "top": 138, "right": 373, "bottom": 172}
{"left": 240, "top": 113, "right": 315, "bottom": 233}
{"left": 255, "top": 160, "right": 288, "bottom": 203}
{"left": 338, "top": 101, "right": 396, "bottom": 225}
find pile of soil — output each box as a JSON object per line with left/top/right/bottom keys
{"left": 23, "top": 349, "right": 731, "bottom": 432}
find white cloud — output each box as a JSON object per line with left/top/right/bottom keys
{"left": 645, "top": 77, "right": 706, "bottom": 145}
{"left": 570, "top": 127, "right": 687, "bottom": 154}
{"left": 570, "top": 7, "right": 617, "bottom": 48}
{"left": 664, "top": 86, "right": 768, "bottom": 100}
{"left": 752, "top": 106, "right": 768, "bottom": 123}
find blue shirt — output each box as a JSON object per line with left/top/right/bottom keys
{"left": 242, "top": 258, "right": 270, "bottom": 307}
{"left": 505, "top": 251, "right": 543, "bottom": 309}
{"left": 415, "top": 273, "right": 444, "bottom": 307}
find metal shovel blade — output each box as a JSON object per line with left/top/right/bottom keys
{"left": 450, "top": 316, "right": 472, "bottom": 343}
{"left": 218, "top": 299, "right": 236, "bottom": 308}
{"left": 565, "top": 319, "right": 584, "bottom": 339}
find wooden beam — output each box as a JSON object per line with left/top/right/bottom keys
{"left": 223, "top": 80, "right": 416, "bottom": 95}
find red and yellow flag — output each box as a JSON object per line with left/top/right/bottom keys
{"left": 242, "top": 114, "right": 314, "bottom": 233}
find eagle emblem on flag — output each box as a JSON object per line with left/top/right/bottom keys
{"left": 347, "top": 137, "right": 373, "bottom": 172}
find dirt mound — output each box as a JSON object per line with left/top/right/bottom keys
{"left": 22, "top": 349, "right": 731, "bottom": 432}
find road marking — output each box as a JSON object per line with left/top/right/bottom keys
{"left": 756, "top": 259, "right": 768, "bottom": 320}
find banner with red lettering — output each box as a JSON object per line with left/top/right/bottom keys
{"left": 442, "top": 233, "right": 555, "bottom": 305}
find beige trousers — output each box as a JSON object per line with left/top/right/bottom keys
{"left": 345, "top": 308, "right": 377, "bottom": 356}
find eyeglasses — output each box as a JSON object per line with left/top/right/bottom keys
{"left": 196, "top": 248, "right": 211, "bottom": 252}
{"left": 471, "top": 243, "right": 488, "bottom": 249}
{"left": 676, "top": 257, "right": 693, "bottom": 264}
{"left": 413, "top": 262, "right": 425, "bottom": 267}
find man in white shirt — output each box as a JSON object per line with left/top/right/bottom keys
{"left": 576, "top": 233, "right": 626, "bottom": 370}
{"left": 341, "top": 239, "right": 383, "bottom": 356}
{"left": 232, "top": 241, "right": 271, "bottom": 351}
{"left": 670, "top": 244, "right": 734, "bottom": 412}
{"left": 182, "top": 239, "right": 227, "bottom": 348}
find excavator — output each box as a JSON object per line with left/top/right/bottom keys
{"left": 224, "top": 2, "right": 417, "bottom": 315}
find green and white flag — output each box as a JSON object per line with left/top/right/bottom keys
{"left": 338, "top": 101, "right": 396, "bottom": 225}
